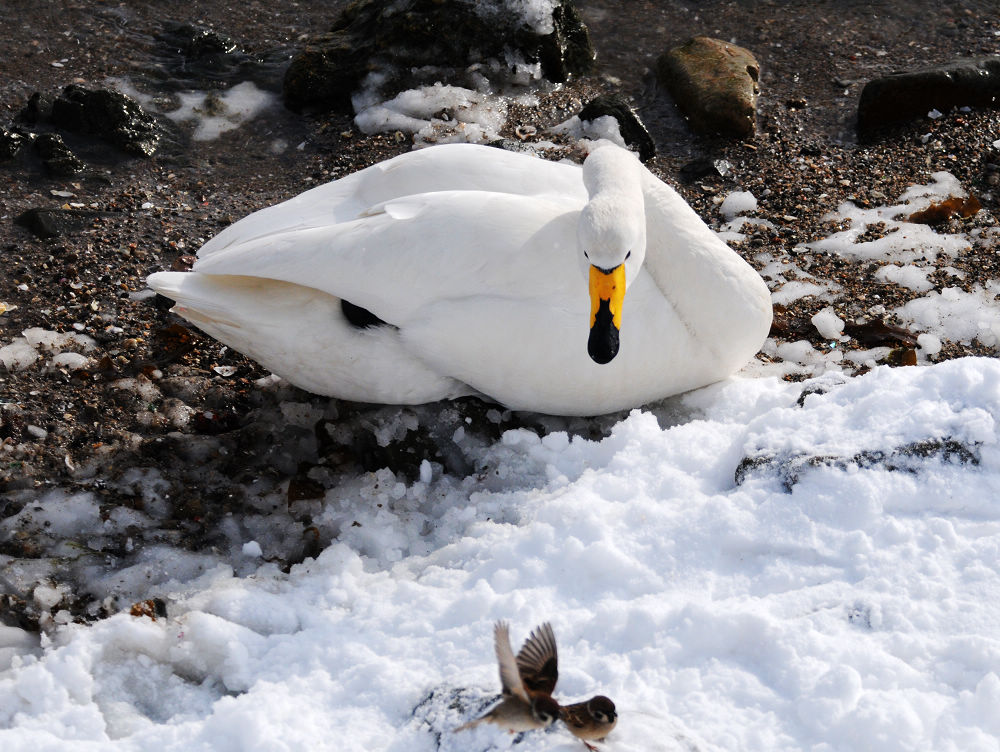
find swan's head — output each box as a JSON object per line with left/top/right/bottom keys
{"left": 578, "top": 145, "right": 647, "bottom": 365}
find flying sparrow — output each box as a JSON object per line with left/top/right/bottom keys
{"left": 455, "top": 621, "right": 562, "bottom": 733}
{"left": 560, "top": 695, "right": 618, "bottom": 750}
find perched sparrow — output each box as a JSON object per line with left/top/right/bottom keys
{"left": 455, "top": 621, "right": 562, "bottom": 733}
{"left": 560, "top": 695, "right": 618, "bottom": 750}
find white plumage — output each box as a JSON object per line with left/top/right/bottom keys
{"left": 146, "top": 142, "right": 771, "bottom": 415}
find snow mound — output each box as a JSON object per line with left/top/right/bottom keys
{"left": 3, "top": 359, "right": 1000, "bottom": 751}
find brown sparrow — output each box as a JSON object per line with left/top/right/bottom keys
{"left": 455, "top": 621, "right": 562, "bottom": 733}
{"left": 560, "top": 695, "right": 618, "bottom": 750}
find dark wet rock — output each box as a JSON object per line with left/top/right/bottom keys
{"left": 33, "top": 133, "right": 86, "bottom": 176}
{"left": 677, "top": 157, "right": 734, "bottom": 183}
{"left": 0, "top": 128, "right": 30, "bottom": 160}
{"left": 154, "top": 22, "right": 265, "bottom": 87}
{"left": 15, "top": 208, "right": 116, "bottom": 240}
{"left": 50, "top": 85, "right": 160, "bottom": 157}
{"left": 160, "top": 22, "right": 241, "bottom": 59}
{"left": 283, "top": 0, "right": 595, "bottom": 112}
{"left": 536, "top": 1, "right": 594, "bottom": 84}
{"left": 735, "top": 439, "right": 979, "bottom": 492}
{"left": 578, "top": 94, "right": 655, "bottom": 162}
{"left": 20, "top": 92, "right": 54, "bottom": 125}
{"left": 656, "top": 36, "right": 760, "bottom": 139}
{"left": 857, "top": 57, "right": 1000, "bottom": 136}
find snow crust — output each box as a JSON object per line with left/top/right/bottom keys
{"left": 165, "top": 81, "right": 276, "bottom": 141}
{"left": 3, "top": 359, "right": 1000, "bottom": 751}
{"left": 805, "top": 172, "right": 973, "bottom": 264}
{"left": 0, "top": 328, "right": 95, "bottom": 372}
{"left": 354, "top": 83, "right": 509, "bottom": 146}
{"left": 719, "top": 190, "right": 758, "bottom": 220}
{"left": 111, "top": 79, "right": 276, "bottom": 142}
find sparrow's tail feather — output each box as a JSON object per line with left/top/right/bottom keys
{"left": 453, "top": 716, "right": 485, "bottom": 733}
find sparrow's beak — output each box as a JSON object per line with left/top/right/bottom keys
{"left": 588, "top": 263, "right": 625, "bottom": 364}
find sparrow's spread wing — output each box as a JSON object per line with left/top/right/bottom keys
{"left": 515, "top": 622, "right": 559, "bottom": 696}
{"left": 494, "top": 621, "right": 530, "bottom": 703}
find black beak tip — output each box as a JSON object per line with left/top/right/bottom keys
{"left": 588, "top": 325, "right": 620, "bottom": 364}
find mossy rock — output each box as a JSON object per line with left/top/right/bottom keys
{"left": 656, "top": 36, "right": 760, "bottom": 139}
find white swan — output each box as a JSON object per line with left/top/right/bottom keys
{"left": 146, "top": 142, "right": 771, "bottom": 416}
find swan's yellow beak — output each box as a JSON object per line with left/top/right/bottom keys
{"left": 588, "top": 263, "right": 625, "bottom": 364}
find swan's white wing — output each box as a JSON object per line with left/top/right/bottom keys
{"left": 638, "top": 168, "right": 772, "bottom": 369}
{"left": 191, "top": 190, "right": 584, "bottom": 327}
{"left": 200, "top": 144, "right": 586, "bottom": 256}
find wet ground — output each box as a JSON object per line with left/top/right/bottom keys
{"left": 1, "top": 0, "right": 999, "bottom": 630}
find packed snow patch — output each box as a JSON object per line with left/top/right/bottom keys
{"left": 895, "top": 283, "right": 1000, "bottom": 348}
{"left": 804, "top": 171, "right": 973, "bottom": 263}
{"left": 3, "top": 359, "right": 1000, "bottom": 751}
{"left": 165, "top": 81, "right": 276, "bottom": 141}
{"left": 353, "top": 83, "right": 508, "bottom": 146}
{"left": 0, "top": 328, "right": 95, "bottom": 372}
{"left": 810, "top": 306, "right": 846, "bottom": 340}
{"left": 874, "top": 263, "right": 934, "bottom": 291}
{"left": 719, "top": 190, "right": 758, "bottom": 220}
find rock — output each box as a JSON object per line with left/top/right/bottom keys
{"left": 50, "top": 85, "right": 159, "bottom": 157}
{"left": 0, "top": 128, "right": 29, "bottom": 160}
{"left": 578, "top": 94, "right": 655, "bottom": 161}
{"left": 33, "top": 133, "right": 86, "bottom": 176}
{"left": 20, "top": 92, "right": 54, "bottom": 125}
{"left": 656, "top": 36, "right": 760, "bottom": 139}
{"left": 736, "top": 439, "right": 978, "bottom": 492}
{"left": 154, "top": 22, "right": 263, "bottom": 86}
{"left": 283, "top": 0, "right": 595, "bottom": 112}
{"left": 15, "top": 208, "right": 116, "bottom": 239}
{"left": 677, "top": 157, "right": 734, "bottom": 183}
{"left": 858, "top": 57, "right": 1000, "bottom": 135}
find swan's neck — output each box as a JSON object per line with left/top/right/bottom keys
{"left": 578, "top": 145, "right": 646, "bottom": 269}
{"left": 582, "top": 144, "right": 644, "bottom": 204}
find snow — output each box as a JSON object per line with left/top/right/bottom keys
{"left": 719, "top": 190, "right": 758, "bottom": 220}
{"left": 896, "top": 284, "right": 1000, "bottom": 348}
{"left": 2, "top": 358, "right": 1000, "bottom": 751}
{"left": 874, "top": 263, "right": 934, "bottom": 292}
{"left": 112, "top": 79, "right": 277, "bottom": 142}
{"left": 810, "top": 306, "right": 846, "bottom": 340}
{"left": 0, "top": 328, "right": 95, "bottom": 372}
{"left": 353, "top": 83, "right": 509, "bottom": 146}
{"left": 549, "top": 115, "right": 629, "bottom": 150}
{"left": 165, "top": 81, "right": 276, "bottom": 141}
{"left": 804, "top": 172, "right": 973, "bottom": 264}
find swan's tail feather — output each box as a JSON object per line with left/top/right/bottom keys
{"left": 145, "top": 271, "right": 469, "bottom": 404}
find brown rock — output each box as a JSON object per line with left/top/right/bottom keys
{"left": 656, "top": 36, "right": 760, "bottom": 139}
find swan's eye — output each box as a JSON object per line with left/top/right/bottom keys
{"left": 584, "top": 251, "right": 590, "bottom": 260}
{"left": 625, "top": 251, "right": 631, "bottom": 260}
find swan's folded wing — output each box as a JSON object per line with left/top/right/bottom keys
{"left": 199, "top": 144, "right": 586, "bottom": 257}
{"left": 190, "top": 190, "right": 582, "bottom": 327}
